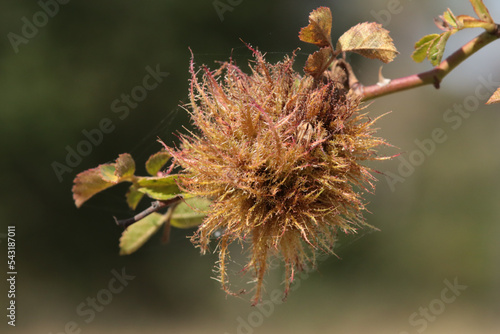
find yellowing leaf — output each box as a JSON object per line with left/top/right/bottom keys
{"left": 299, "top": 7, "right": 332, "bottom": 47}
{"left": 145, "top": 150, "right": 171, "bottom": 176}
{"left": 336, "top": 22, "right": 398, "bottom": 63}
{"left": 486, "top": 87, "right": 500, "bottom": 105}
{"left": 73, "top": 154, "right": 138, "bottom": 208}
{"left": 136, "top": 175, "right": 182, "bottom": 200}
{"left": 99, "top": 164, "right": 118, "bottom": 182}
{"left": 456, "top": 14, "right": 478, "bottom": 22}
{"left": 170, "top": 197, "right": 211, "bottom": 229}
{"left": 434, "top": 9, "right": 495, "bottom": 33}
{"left": 115, "top": 153, "right": 135, "bottom": 178}
{"left": 304, "top": 47, "right": 332, "bottom": 78}
{"left": 119, "top": 213, "right": 167, "bottom": 255}
{"left": 456, "top": 15, "right": 496, "bottom": 30}
{"left": 469, "top": 0, "right": 494, "bottom": 23}
{"left": 72, "top": 168, "right": 115, "bottom": 208}
{"left": 126, "top": 184, "right": 145, "bottom": 210}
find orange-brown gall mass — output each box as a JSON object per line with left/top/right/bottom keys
{"left": 170, "top": 50, "right": 388, "bottom": 304}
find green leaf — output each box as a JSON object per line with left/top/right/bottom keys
{"left": 435, "top": 9, "right": 463, "bottom": 31}
{"left": 486, "top": 87, "right": 500, "bottom": 105}
{"left": 170, "top": 197, "right": 211, "bottom": 229}
{"left": 145, "top": 150, "right": 171, "bottom": 176}
{"left": 411, "top": 32, "right": 452, "bottom": 66}
{"left": 336, "top": 22, "right": 398, "bottom": 63}
{"left": 428, "top": 31, "right": 452, "bottom": 66}
{"left": 136, "top": 175, "right": 182, "bottom": 200}
{"left": 469, "top": 0, "right": 494, "bottom": 23}
{"left": 126, "top": 184, "right": 145, "bottom": 210}
{"left": 412, "top": 34, "right": 440, "bottom": 63}
{"left": 115, "top": 153, "right": 135, "bottom": 178}
{"left": 72, "top": 168, "right": 115, "bottom": 208}
{"left": 442, "top": 8, "right": 459, "bottom": 29}
{"left": 299, "top": 7, "right": 332, "bottom": 48}
{"left": 119, "top": 213, "right": 168, "bottom": 255}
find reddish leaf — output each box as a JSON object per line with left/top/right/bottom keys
{"left": 299, "top": 7, "right": 332, "bottom": 47}
{"left": 456, "top": 14, "right": 478, "bottom": 22}
{"left": 73, "top": 154, "right": 136, "bottom": 208}
{"left": 72, "top": 168, "right": 115, "bottom": 208}
{"left": 486, "top": 88, "right": 500, "bottom": 105}
{"left": 304, "top": 47, "right": 332, "bottom": 77}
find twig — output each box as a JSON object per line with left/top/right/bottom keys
{"left": 358, "top": 25, "right": 500, "bottom": 101}
{"left": 114, "top": 195, "right": 183, "bottom": 228}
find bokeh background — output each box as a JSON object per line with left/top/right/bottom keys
{"left": 1, "top": 0, "right": 499, "bottom": 333}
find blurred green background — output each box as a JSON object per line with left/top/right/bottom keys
{"left": 1, "top": 0, "right": 499, "bottom": 333}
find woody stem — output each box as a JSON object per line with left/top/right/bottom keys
{"left": 114, "top": 195, "right": 183, "bottom": 228}
{"left": 358, "top": 25, "right": 500, "bottom": 101}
